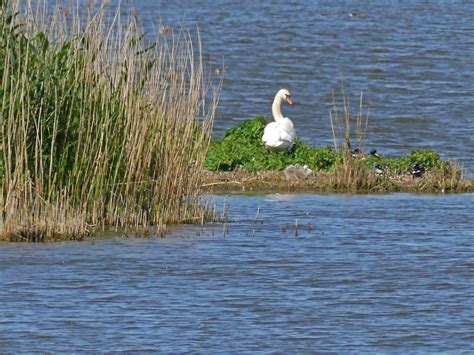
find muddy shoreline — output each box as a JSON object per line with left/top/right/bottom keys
{"left": 202, "top": 171, "right": 474, "bottom": 194}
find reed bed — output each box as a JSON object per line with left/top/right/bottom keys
{"left": 0, "top": 0, "right": 219, "bottom": 241}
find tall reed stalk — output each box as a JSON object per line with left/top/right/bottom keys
{"left": 0, "top": 0, "right": 219, "bottom": 241}
{"left": 329, "top": 84, "right": 374, "bottom": 190}
{"left": 329, "top": 84, "right": 370, "bottom": 153}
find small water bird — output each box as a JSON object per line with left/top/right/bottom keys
{"left": 351, "top": 148, "right": 364, "bottom": 159}
{"left": 351, "top": 148, "right": 380, "bottom": 160}
{"left": 262, "top": 89, "right": 296, "bottom": 151}
{"left": 348, "top": 10, "right": 366, "bottom": 18}
{"left": 410, "top": 162, "right": 425, "bottom": 178}
{"left": 283, "top": 164, "right": 313, "bottom": 180}
{"left": 373, "top": 163, "right": 384, "bottom": 176}
{"left": 369, "top": 149, "right": 380, "bottom": 158}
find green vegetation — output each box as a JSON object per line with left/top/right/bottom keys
{"left": 205, "top": 117, "right": 453, "bottom": 175}
{"left": 369, "top": 149, "right": 449, "bottom": 173}
{"left": 0, "top": 1, "right": 218, "bottom": 241}
{"left": 205, "top": 117, "right": 337, "bottom": 171}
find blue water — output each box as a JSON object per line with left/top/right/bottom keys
{"left": 122, "top": 0, "right": 474, "bottom": 173}
{"left": 1, "top": 193, "right": 473, "bottom": 352}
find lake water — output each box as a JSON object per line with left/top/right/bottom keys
{"left": 121, "top": 0, "right": 474, "bottom": 173}
{"left": 1, "top": 193, "right": 473, "bottom": 352}
{"left": 1, "top": 1, "right": 473, "bottom": 352}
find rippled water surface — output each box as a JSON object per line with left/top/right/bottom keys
{"left": 2, "top": 1, "right": 473, "bottom": 352}
{"left": 1, "top": 194, "right": 473, "bottom": 352}
{"left": 117, "top": 0, "right": 474, "bottom": 172}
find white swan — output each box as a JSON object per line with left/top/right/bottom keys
{"left": 262, "top": 89, "right": 296, "bottom": 151}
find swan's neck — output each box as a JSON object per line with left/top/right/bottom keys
{"left": 272, "top": 95, "right": 284, "bottom": 121}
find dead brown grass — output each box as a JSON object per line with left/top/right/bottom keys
{"left": 201, "top": 170, "right": 474, "bottom": 194}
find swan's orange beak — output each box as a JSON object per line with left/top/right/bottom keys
{"left": 286, "top": 96, "right": 293, "bottom": 105}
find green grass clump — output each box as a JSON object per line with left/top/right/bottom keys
{"left": 362, "top": 149, "right": 450, "bottom": 173}
{"left": 205, "top": 117, "right": 337, "bottom": 172}
{"left": 205, "top": 117, "right": 454, "bottom": 180}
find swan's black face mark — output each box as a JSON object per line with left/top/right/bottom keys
{"left": 285, "top": 94, "right": 293, "bottom": 105}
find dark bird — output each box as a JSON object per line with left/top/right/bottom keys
{"left": 373, "top": 163, "right": 384, "bottom": 176}
{"left": 351, "top": 148, "right": 380, "bottom": 160}
{"left": 410, "top": 162, "right": 425, "bottom": 177}
{"left": 351, "top": 148, "right": 364, "bottom": 159}
{"left": 369, "top": 149, "right": 380, "bottom": 158}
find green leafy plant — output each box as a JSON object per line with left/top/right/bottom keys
{"left": 205, "top": 117, "right": 337, "bottom": 172}
{"left": 363, "top": 149, "right": 447, "bottom": 173}
{"left": 205, "top": 117, "right": 455, "bottom": 184}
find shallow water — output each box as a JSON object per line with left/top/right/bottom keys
{"left": 118, "top": 0, "right": 474, "bottom": 173}
{"left": 1, "top": 193, "right": 473, "bottom": 352}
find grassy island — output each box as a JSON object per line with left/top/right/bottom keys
{"left": 203, "top": 117, "right": 473, "bottom": 194}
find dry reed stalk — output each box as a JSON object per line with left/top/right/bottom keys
{"left": 329, "top": 83, "right": 372, "bottom": 190}
{"left": 0, "top": 0, "right": 219, "bottom": 241}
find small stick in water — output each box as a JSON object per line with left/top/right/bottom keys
{"left": 255, "top": 206, "right": 260, "bottom": 223}
{"left": 223, "top": 201, "right": 229, "bottom": 221}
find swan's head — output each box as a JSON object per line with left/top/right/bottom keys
{"left": 277, "top": 89, "right": 293, "bottom": 105}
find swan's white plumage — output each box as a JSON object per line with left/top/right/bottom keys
{"left": 262, "top": 89, "right": 296, "bottom": 151}
{"left": 262, "top": 119, "right": 295, "bottom": 151}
